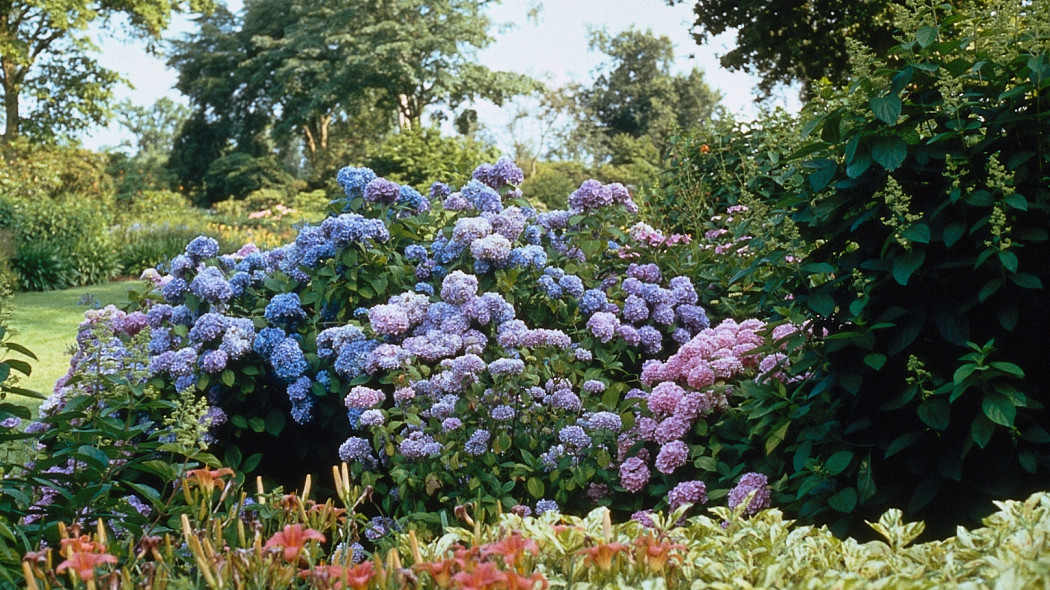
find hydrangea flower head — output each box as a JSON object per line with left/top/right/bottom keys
{"left": 728, "top": 472, "right": 771, "bottom": 516}
{"left": 337, "top": 167, "right": 378, "bottom": 199}
{"left": 186, "top": 236, "right": 220, "bottom": 261}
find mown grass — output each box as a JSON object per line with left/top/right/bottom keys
{"left": 8, "top": 281, "right": 144, "bottom": 411}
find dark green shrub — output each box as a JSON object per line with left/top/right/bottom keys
{"left": 10, "top": 242, "right": 73, "bottom": 292}
{"left": 646, "top": 113, "right": 807, "bottom": 319}
{"left": 365, "top": 126, "right": 500, "bottom": 189}
{"left": 747, "top": 1, "right": 1050, "bottom": 536}
{"left": 200, "top": 152, "right": 302, "bottom": 206}
{"left": 520, "top": 160, "right": 593, "bottom": 211}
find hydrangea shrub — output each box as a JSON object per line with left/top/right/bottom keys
{"left": 31, "top": 156, "right": 801, "bottom": 534}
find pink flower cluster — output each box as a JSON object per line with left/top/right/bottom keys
{"left": 640, "top": 318, "right": 766, "bottom": 389}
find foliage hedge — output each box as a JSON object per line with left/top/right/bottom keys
{"left": 651, "top": 0, "right": 1050, "bottom": 536}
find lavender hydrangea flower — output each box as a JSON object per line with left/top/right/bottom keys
{"left": 582, "top": 380, "right": 606, "bottom": 394}
{"left": 728, "top": 472, "right": 771, "bottom": 516}
{"left": 465, "top": 429, "right": 490, "bottom": 456}
{"left": 363, "top": 177, "right": 401, "bottom": 204}
{"left": 491, "top": 405, "right": 516, "bottom": 421}
{"left": 535, "top": 499, "right": 559, "bottom": 516}
{"left": 558, "top": 425, "right": 591, "bottom": 451}
{"left": 587, "top": 411, "right": 622, "bottom": 432}
{"left": 668, "top": 480, "right": 708, "bottom": 510}
{"left": 587, "top": 312, "right": 619, "bottom": 343}
{"left": 440, "top": 271, "right": 478, "bottom": 304}
{"left": 488, "top": 358, "right": 525, "bottom": 377}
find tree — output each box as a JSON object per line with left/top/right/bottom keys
{"left": 576, "top": 28, "right": 721, "bottom": 164}
{"left": 0, "top": 0, "right": 214, "bottom": 143}
{"left": 107, "top": 98, "right": 191, "bottom": 196}
{"left": 667, "top": 0, "right": 903, "bottom": 98}
{"left": 168, "top": 0, "right": 537, "bottom": 190}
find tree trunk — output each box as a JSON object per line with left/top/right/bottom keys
{"left": 1, "top": 58, "right": 20, "bottom": 143}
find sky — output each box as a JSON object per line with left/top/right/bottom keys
{"left": 82, "top": 0, "right": 802, "bottom": 153}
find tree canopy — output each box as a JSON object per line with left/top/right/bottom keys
{"left": 668, "top": 0, "right": 902, "bottom": 98}
{"left": 0, "top": 0, "right": 214, "bottom": 143}
{"left": 576, "top": 28, "right": 721, "bottom": 164}
{"left": 168, "top": 0, "right": 538, "bottom": 190}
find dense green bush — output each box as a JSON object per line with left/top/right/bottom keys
{"left": 519, "top": 160, "right": 593, "bottom": 211}
{"left": 731, "top": 1, "right": 1050, "bottom": 536}
{"left": 365, "top": 126, "right": 500, "bottom": 189}
{"left": 200, "top": 152, "right": 303, "bottom": 206}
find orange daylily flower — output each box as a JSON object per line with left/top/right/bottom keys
{"left": 633, "top": 534, "right": 686, "bottom": 574}
{"left": 301, "top": 561, "right": 374, "bottom": 590}
{"left": 577, "top": 542, "right": 631, "bottom": 571}
{"left": 414, "top": 557, "right": 460, "bottom": 587}
{"left": 56, "top": 550, "right": 117, "bottom": 582}
{"left": 184, "top": 467, "right": 235, "bottom": 494}
{"left": 481, "top": 532, "right": 540, "bottom": 569}
{"left": 450, "top": 561, "right": 506, "bottom": 590}
{"left": 264, "top": 524, "right": 326, "bottom": 563}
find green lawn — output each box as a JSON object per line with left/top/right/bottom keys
{"left": 8, "top": 281, "right": 145, "bottom": 412}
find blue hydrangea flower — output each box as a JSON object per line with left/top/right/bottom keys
{"left": 186, "top": 236, "right": 220, "bottom": 261}
{"left": 264, "top": 293, "right": 307, "bottom": 327}
{"left": 253, "top": 327, "right": 286, "bottom": 358}
{"left": 461, "top": 179, "right": 502, "bottom": 212}
{"left": 161, "top": 277, "right": 189, "bottom": 303}
{"left": 535, "top": 499, "right": 559, "bottom": 515}
{"left": 559, "top": 274, "right": 585, "bottom": 298}
{"left": 579, "top": 289, "right": 608, "bottom": 316}
{"left": 189, "top": 313, "right": 227, "bottom": 343}
{"left": 270, "top": 337, "right": 307, "bottom": 382}
{"left": 336, "top": 167, "right": 378, "bottom": 199}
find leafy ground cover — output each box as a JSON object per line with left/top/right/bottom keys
{"left": 9, "top": 281, "right": 144, "bottom": 400}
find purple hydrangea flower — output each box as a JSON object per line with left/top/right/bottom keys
{"left": 655, "top": 440, "right": 689, "bottom": 474}
{"left": 619, "top": 457, "right": 650, "bottom": 493}
{"left": 363, "top": 178, "right": 401, "bottom": 204}
{"left": 668, "top": 480, "right": 708, "bottom": 510}
{"left": 728, "top": 472, "right": 771, "bottom": 516}
{"left": 465, "top": 429, "right": 490, "bottom": 456}
{"left": 535, "top": 499, "right": 559, "bottom": 515}
{"left": 199, "top": 350, "right": 228, "bottom": 374}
